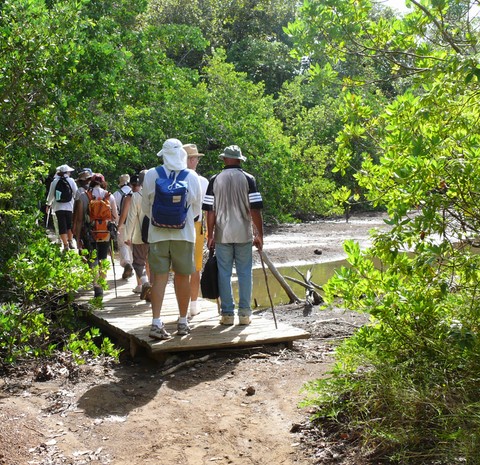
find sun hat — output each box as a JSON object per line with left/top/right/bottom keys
{"left": 91, "top": 173, "right": 105, "bottom": 184}
{"left": 57, "top": 164, "right": 75, "bottom": 173}
{"left": 76, "top": 170, "right": 93, "bottom": 181}
{"left": 183, "top": 144, "right": 204, "bottom": 157}
{"left": 118, "top": 174, "right": 130, "bottom": 187}
{"left": 218, "top": 145, "right": 246, "bottom": 162}
{"left": 157, "top": 138, "right": 187, "bottom": 171}
{"left": 157, "top": 138, "right": 187, "bottom": 158}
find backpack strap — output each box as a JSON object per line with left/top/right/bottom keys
{"left": 155, "top": 166, "right": 167, "bottom": 179}
{"left": 155, "top": 166, "right": 188, "bottom": 181}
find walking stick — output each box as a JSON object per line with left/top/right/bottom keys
{"left": 108, "top": 223, "right": 118, "bottom": 298}
{"left": 259, "top": 250, "right": 278, "bottom": 329}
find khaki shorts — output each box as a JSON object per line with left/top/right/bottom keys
{"left": 148, "top": 240, "right": 195, "bottom": 275}
{"left": 194, "top": 221, "right": 205, "bottom": 272}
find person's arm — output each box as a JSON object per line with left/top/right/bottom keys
{"left": 110, "top": 195, "right": 119, "bottom": 224}
{"left": 73, "top": 197, "right": 84, "bottom": 246}
{"left": 46, "top": 178, "right": 57, "bottom": 210}
{"left": 251, "top": 209, "right": 263, "bottom": 251}
{"left": 118, "top": 194, "right": 132, "bottom": 228}
{"left": 206, "top": 210, "right": 216, "bottom": 250}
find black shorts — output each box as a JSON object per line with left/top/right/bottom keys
{"left": 55, "top": 210, "right": 73, "bottom": 235}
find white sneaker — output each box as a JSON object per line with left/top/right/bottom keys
{"left": 239, "top": 315, "right": 252, "bottom": 325}
{"left": 133, "top": 284, "right": 142, "bottom": 293}
{"left": 148, "top": 324, "right": 171, "bottom": 340}
{"left": 220, "top": 314, "right": 235, "bottom": 326}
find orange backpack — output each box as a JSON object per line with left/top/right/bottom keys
{"left": 86, "top": 190, "right": 113, "bottom": 242}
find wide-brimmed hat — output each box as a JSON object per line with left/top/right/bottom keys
{"left": 118, "top": 174, "right": 130, "bottom": 187}
{"left": 218, "top": 145, "right": 246, "bottom": 161}
{"left": 183, "top": 144, "right": 204, "bottom": 157}
{"left": 91, "top": 173, "right": 105, "bottom": 184}
{"left": 76, "top": 170, "right": 92, "bottom": 181}
{"left": 157, "top": 138, "right": 187, "bottom": 159}
{"left": 57, "top": 164, "right": 75, "bottom": 173}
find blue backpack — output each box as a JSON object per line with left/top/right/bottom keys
{"left": 151, "top": 167, "right": 189, "bottom": 229}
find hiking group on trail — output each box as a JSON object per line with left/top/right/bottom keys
{"left": 45, "top": 139, "right": 264, "bottom": 338}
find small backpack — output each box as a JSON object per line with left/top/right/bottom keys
{"left": 55, "top": 176, "right": 73, "bottom": 203}
{"left": 151, "top": 167, "right": 189, "bottom": 229}
{"left": 86, "top": 190, "right": 113, "bottom": 242}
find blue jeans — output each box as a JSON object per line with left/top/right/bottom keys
{"left": 215, "top": 242, "right": 253, "bottom": 317}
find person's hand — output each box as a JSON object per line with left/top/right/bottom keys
{"left": 207, "top": 237, "right": 215, "bottom": 250}
{"left": 125, "top": 239, "right": 131, "bottom": 246}
{"left": 253, "top": 235, "right": 263, "bottom": 251}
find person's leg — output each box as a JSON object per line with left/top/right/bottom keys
{"left": 169, "top": 241, "right": 195, "bottom": 334}
{"left": 174, "top": 273, "right": 190, "bottom": 319}
{"left": 64, "top": 211, "right": 75, "bottom": 248}
{"left": 93, "top": 241, "right": 110, "bottom": 297}
{"left": 132, "top": 243, "right": 148, "bottom": 292}
{"left": 215, "top": 243, "right": 235, "bottom": 316}
{"left": 150, "top": 272, "right": 169, "bottom": 319}
{"left": 147, "top": 241, "right": 172, "bottom": 339}
{"left": 190, "top": 271, "right": 200, "bottom": 300}
{"left": 234, "top": 242, "right": 253, "bottom": 318}
{"left": 118, "top": 225, "right": 133, "bottom": 278}
{"left": 55, "top": 210, "right": 69, "bottom": 250}
{"left": 189, "top": 221, "right": 204, "bottom": 316}
{"left": 148, "top": 271, "right": 171, "bottom": 339}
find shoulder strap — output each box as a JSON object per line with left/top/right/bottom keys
{"left": 86, "top": 190, "right": 94, "bottom": 201}
{"left": 155, "top": 166, "right": 167, "bottom": 179}
{"left": 177, "top": 169, "right": 188, "bottom": 181}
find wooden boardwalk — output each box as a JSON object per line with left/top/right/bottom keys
{"left": 77, "top": 262, "right": 310, "bottom": 361}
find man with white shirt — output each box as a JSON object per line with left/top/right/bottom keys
{"left": 142, "top": 138, "right": 202, "bottom": 339}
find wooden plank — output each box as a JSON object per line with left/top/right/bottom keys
{"left": 78, "top": 262, "right": 310, "bottom": 359}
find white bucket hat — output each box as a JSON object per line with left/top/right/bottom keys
{"left": 157, "top": 138, "right": 187, "bottom": 171}
{"left": 57, "top": 164, "right": 75, "bottom": 173}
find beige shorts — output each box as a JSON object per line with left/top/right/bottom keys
{"left": 148, "top": 240, "right": 195, "bottom": 275}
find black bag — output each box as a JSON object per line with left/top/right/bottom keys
{"left": 55, "top": 176, "right": 73, "bottom": 202}
{"left": 141, "top": 216, "right": 150, "bottom": 244}
{"left": 200, "top": 249, "right": 219, "bottom": 299}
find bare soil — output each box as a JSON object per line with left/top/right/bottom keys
{"left": 0, "top": 213, "right": 388, "bottom": 465}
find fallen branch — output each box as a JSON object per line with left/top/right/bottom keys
{"left": 160, "top": 354, "right": 214, "bottom": 376}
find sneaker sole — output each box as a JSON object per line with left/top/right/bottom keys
{"left": 149, "top": 332, "right": 171, "bottom": 340}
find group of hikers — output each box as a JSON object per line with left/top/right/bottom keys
{"left": 45, "top": 139, "right": 264, "bottom": 339}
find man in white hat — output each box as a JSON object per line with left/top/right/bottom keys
{"left": 202, "top": 145, "right": 264, "bottom": 326}
{"left": 113, "top": 174, "right": 134, "bottom": 279}
{"left": 46, "top": 164, "right": 78, "bottom": 251}
{"left": 141, "top": 138, "right": 202, "bottom": 339}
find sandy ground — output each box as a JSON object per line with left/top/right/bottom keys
{"left": 0, "top": 213, "right": 388, "bottom": 465}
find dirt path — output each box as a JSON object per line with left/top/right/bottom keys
{"left": 0, "top": 213, "right": 388, "bottom": 465}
